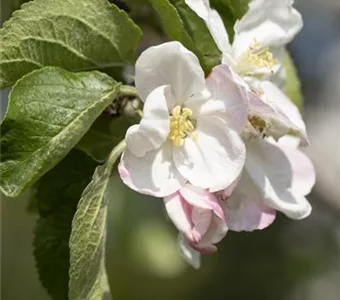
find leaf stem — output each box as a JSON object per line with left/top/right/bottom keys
{"left": 107, "top": 139, "right": 126, "bottom": 171}
{"left": 119, "top": 85, "right": 138, "bottom": 97}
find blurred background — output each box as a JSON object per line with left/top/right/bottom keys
{"left": 1, "top": 0, "right": 340, "bottom": 299}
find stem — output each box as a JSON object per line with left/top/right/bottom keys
{"left": 107, "top": 139, "right": 126, "bottom": 172}
{"left": 136, "top": 109, "right": 143, "bottom": 118}
{"left": 117, "top": 85, "right": 143, "bottom": 121}
{"left": 119, "top": 85, "right": 138, "bottom": 97}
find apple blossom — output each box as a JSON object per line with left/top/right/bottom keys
{"left": 176, "top": 136, "right": 315, "bottom": 268}
{"left": 185, "top": 0, "right": 308, "bottom": 143}
{"left": 118, "top": 42, "right": 248, "bottom": 197}
{"left": 224, "top": 135, "right": 315, "bottom": 231}
{"left": 185, "top": 0, "right": 302, "bottom": 81}
{"left": 183, "top": 0, "right": 314, "bottom": 226}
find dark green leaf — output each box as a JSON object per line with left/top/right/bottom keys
{"left": 149, "top": 0, "right": 221, "bottom": 75}
{"left": 77, "top": 114, "right": 133, "bottom": 162}
{"left": 210, "top": 0, "right": 236, "bottom": 38}
{"left": 33, "top": 149, "right": 98, "bottom": 300}
{"left": 171, "top": 0, "right": 222, "bottom": 73}
{"left": 229, "top": 0, "right": 251, "bottom": 20}
{"left": 211, "top": 0, "right": 250, "bottom": 40}
{"left": 0, "top": 67, "right": 120, "bottom": 197}
{"left": 0, "top": 0, "right": 142, "bottom": 88}
{"left": 69, "top": 140, "right": 126, "bottom": 300}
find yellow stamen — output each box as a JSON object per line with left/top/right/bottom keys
{"left": 235, "top": 39, "right": 277, "bottom": 76}
{"left": 169, "top": 105, "right": 196, "bottom": 146}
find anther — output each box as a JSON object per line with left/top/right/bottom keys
{"left": 169, "top": 106, "right": 196, "bottom": 146}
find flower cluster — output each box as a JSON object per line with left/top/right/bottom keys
{"left": 118, "top": 0, "right": 315, "bottom": 268}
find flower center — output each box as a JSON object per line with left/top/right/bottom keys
{"left": 169, "top": 105, "right": 196, "bottom": 146}
{"left": 235, "top": 39, "right": 277, "bottom": 76}
{"left": 248, "top": 115, "right": 267, "bottom": 137}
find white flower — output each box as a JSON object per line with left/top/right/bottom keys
{"left": 186, "top": 0, "right": 302, "bottom": 79}
{"left": 186, "top": 0, "right": 308, "bottom": 143}
{"left": 167, "top": 135, "right": 315, "bottom": 267}
{"left": 185, "top": 0, "right": 315, "bottom": 222}
{"left": 119, "top": 42, "right": 248, "bottom": 197}
{"left": 224, "top": 136, "right": 315, "bottom": 231}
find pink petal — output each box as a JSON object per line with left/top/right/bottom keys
{"left": 191, "top": 207, "right": 213, "bottom": 243}
{"left": 190, "top": 215, "right": 228, "bottom": 254}
{"left": 277, "top": 136, "right": 316, "bottom": 196}
{"left": 221, "top": 175, "right": 241, "bottom": 199}
{"left": 165, "top": 188, "right": 214, "bottom": 244}
{"left": 179, "top": 183, "right": 225, "bottom": 221}
{"left": 225, "top": 193, "right": 276, "bottom": 232}
{"left": 190, "top": 242, "right": 217, "bottom": 254}
{"left": 164, "top": 192, "right": 192, "bottom": 238}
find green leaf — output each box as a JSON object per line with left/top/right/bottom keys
{"left": 211, "top": 0, "right": 250, "bottom": 41}
{"left": 0, "top": 66, "right": 121, "bottom": 197}
{"left": 229, "top": 0, "right": 251, "bottom": 20}
{"left": 149, "top": 0, "right": 221, "bottom": 75}
{"left": 77, "top": 84, "right": 139, "bottom": 162}
{"left": 284, "top": 52, "right": 303, "bottom": 110}
{"left": 210, "top": 0, "right": 237, "bottom": 39}
{"left": 33, "top": 149, "right": 98, "bottom": 300}
{"left": 0, "top": 0, "right": 142, "bottom": 88}
{"left": 69, "top": 140, "right": 126, "bottom": 300}
{"left": 171, "top": 0, "right": 222, "bottom": 73}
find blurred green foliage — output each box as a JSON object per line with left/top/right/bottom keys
{"left": 3, "top": 179, "right": 339, "bottom": 300}
{"left": 284, "top": 52, "right": 303, "bottom": 110}
{"left": 33, "top": 150, "right": 98, "bottom": 300}
{"left": 0, "top": 0, "right": 27, "bottom": 25}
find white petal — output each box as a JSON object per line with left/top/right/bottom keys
{"left": 185, "top": 65, "right": 249, "bottom": 133}
{"left": 277, "top": 136, "right": 316, "bottom": 196}
{"left": 205, "top": 65, "right": 248, "bottom": 133}
{"left": 233, "top": 0, "right": 303, "bottom": 58}
{"left": 118, "top": 141, "right": 186, "bottom": 197}
{"left": 259, "top": 81, "right": 309, "bottom": 145}
{"left": 224, "top": 181, "right": 276, "bottom": 232}
{"left": 184, "top": 1, "right": 231, "bottom": 54}
{"left": 221, "top": 175, "right": 241, "bottom": 199}
{"left": 206, "top": 9, "right": 232, "bottom": 54}
{"left": 125, "top": 85, "right": 170, "bottom": 157}
{"left": 173, "top": 116, "right": 246, "bottom": 192}
{"left": 277, "top": 134, "right": 299, "bottom": 148}
{"left": 245, "top": 138, "right": 312, "bottom": 219}
{"left": 270, "top": 63, "right": 287, "bottom": 90}
{"left": 135, "top": 41, "right": 205, "bottom": 105}
{"left": 184, "top": 0, "right": 210, "bottom": 20}
{"left": 178, "top": 234, "right": 201, "bottom": 269}
{"left": 164, "top": 192, "right": 192, "bottom": 238}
